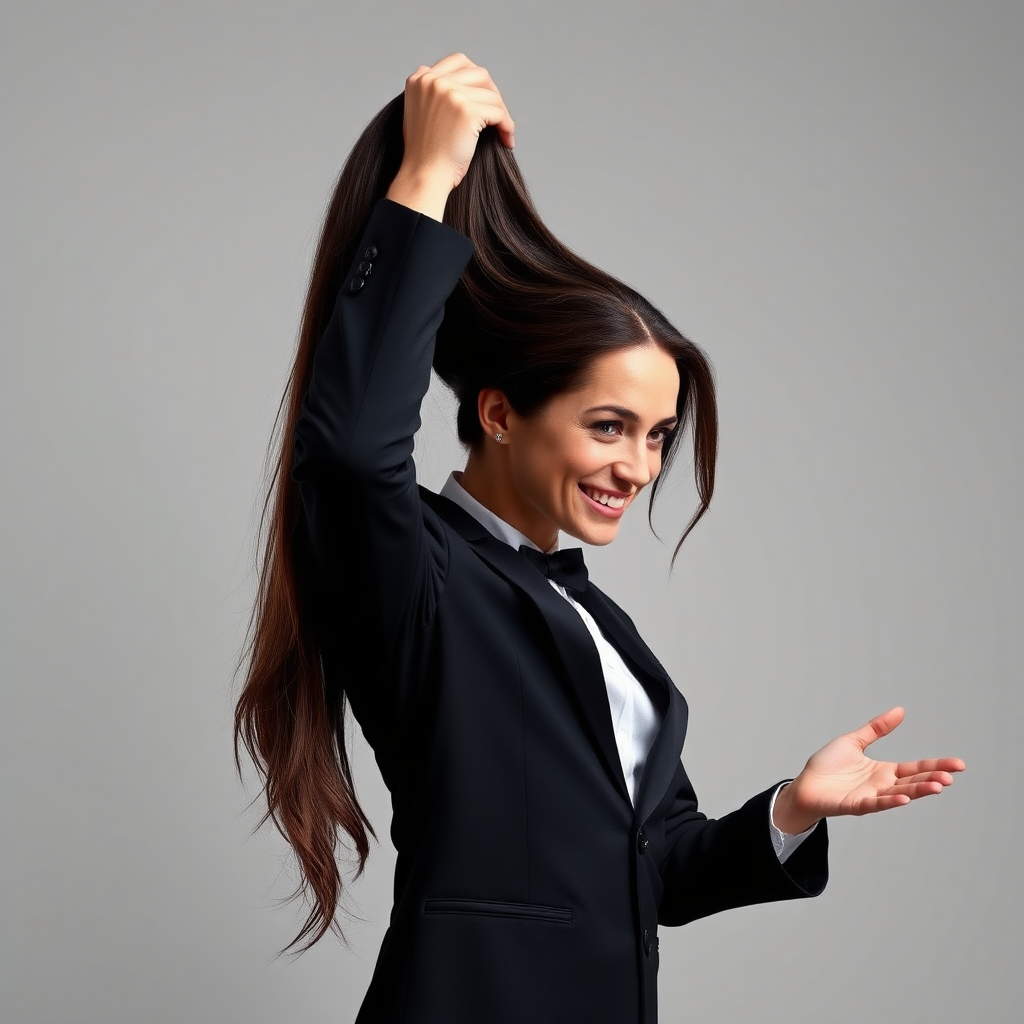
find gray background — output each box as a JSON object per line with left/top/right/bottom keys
{"left": 2, "top": 1, "right": 1019, "bottom": 1021}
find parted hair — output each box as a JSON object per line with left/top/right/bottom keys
{"left": 234, "top": 90, "right": 718, "bottom": 953}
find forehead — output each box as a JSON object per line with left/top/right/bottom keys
{"left": 572, "top": 345, "right": 680, "bottom": 415}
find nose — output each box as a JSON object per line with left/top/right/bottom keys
{"left": 611, "top": 441, "right": 656, "bottom": 491}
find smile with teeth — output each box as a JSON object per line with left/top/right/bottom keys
{"left": 581, "top": 486, "right": 628, "bottom": 509}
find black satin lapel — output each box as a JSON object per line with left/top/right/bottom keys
{"left": 421, "top": 488, "right": 632, "bottom": 805}
{"left": 572, "top": 585, "right": 671, "bottom": 715}
{"left": 634, "top": 685, "right": 689, "bottom": 824}
{"left": 477, "top": 541, "right": 634, "bottom": 806}
{"left": 574, "top": 584, "right": 690, "bottom": 823}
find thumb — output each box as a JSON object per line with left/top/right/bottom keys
{"left": 850, "top": 706, "right": 906, "bottom": 751}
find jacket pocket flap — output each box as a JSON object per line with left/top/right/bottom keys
{"left": 423, "top": 897, "right": 571, "bottom": 924}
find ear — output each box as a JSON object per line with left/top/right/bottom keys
{"left": 477, "top": 388, "right": 514, "bottom": 440}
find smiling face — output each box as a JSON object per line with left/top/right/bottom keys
{"left": 464, "top": 343, "right": 681, "bottom": 551}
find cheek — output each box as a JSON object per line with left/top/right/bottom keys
{"left": 530, "top": 428, "right": 587, "bottom": 473}
{"left": 561, "top": 441, "right": 607, "bottom": 486}
{"left": 508, "top": 436, "right": 564, "bottom": 500}
{"left": 515, "top": 436, "right": 595, "bottom": 505}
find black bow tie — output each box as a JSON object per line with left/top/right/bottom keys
{"left": 519, "top": 545, "right": 589, "bottom": 595}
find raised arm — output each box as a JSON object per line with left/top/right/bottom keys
{"left": 291, "top": 54, "right": 515, "bottom": 647}
{"left": 291, "top": 195, "right": 473, "bottom": 644}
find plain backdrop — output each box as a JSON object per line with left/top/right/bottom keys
{"left": 2, "top": 2, "right": 1020, "bottom": 1022}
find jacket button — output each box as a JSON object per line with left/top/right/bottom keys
{"left": 348, "top": 276, "right": 365, "bottom": 293}
{"left": 637, "top": 828, "right": 649, "bottom": 855}
{"left": 643, "top": 929, "right": 652, "bottom": 956}
{"left": 357, "top": 260, "right": 373, "bottom": 276}
{"left": 364, "top": 245, "right": 378, "bottom": 259}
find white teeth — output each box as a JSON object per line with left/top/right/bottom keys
{"left": 585, "top": 488, "right": 627, "bottom": 509}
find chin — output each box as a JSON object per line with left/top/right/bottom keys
{"left": 568, "top": 520, "right": 621, "bottom": 547}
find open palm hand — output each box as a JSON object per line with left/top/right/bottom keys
{"left": 778, "top": 707, "right": 966, "bottom": 831}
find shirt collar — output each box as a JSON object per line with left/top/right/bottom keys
{"left": 439, "top": 471, "right": 559, "bottom": 554}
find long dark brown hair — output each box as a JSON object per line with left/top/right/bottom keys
{"left": 234, "top": 89, "right": 718, "bottom": 953}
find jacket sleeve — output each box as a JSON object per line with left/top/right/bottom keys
{"left": 655, "top": 761, "right": 829, "bottom": 927}
{"left": 291, "top": 197, "right": 475, "bottom": 648}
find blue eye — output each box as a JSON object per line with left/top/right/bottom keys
{"left": 593, "top": 421, "right": 620, "bottom": 436}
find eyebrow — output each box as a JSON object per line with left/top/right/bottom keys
{"left": 583, "top": 405, "right": 679, "bottom": 428}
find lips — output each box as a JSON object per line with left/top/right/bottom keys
{"left": 579, "top": 485, "right": 630, "bottom": 518}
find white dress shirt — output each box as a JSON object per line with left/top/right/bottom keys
{"left": 439, "top": 472, "right": 818, "bottom": 864}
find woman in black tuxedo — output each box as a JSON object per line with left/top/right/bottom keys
{"left": 235, "top": 53, "right": 965, "bottom": 1024}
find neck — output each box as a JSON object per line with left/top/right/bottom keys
{"left": 459, "top": 449, "right": 559, "bottom": 552}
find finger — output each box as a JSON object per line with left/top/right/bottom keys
{"left": 852, "top": 793, "right": 912, "bottom": 814}
{"left": 429, "top": 51, "right": 478, "bottom": 73}
{"left": 439, "top": 62, "right": 514, "bottom": 145}
{"left": 880, "top": 780, "right": 946, "bottom": 800}
{"left": 467, "top": 100, "right": 516, "bottom": 140}
{"left": 889, "top": 770, "right": 956, "bottom": 788}
{"left": 443, "top": 65, "right": 501, "bottom": 88}
{"left": 444, "top": 83, "right": 515, "bottom": 144}
{"left": 408, "top": 54, "right": 475, "bottom": 86}
{"left": 895, "top": 757, "right": 966, "bottom": 776}
{"left": 444, "top": 84, "right": 509, "bottom": 110}
{"left": 850, "top": 706, "right": 905, "bottom": 751}
{"left": 441, "top": 88, "right": 514, "bottom": 145}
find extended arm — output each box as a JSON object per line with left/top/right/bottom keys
{"left": 655, "top": 763, "right": 828, "bottom": 928}
{"left": 657, "top": 707, "right": 965, "bottom": 926}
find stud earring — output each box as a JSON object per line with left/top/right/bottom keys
{"left": 494, "top": 432, "right": 504, "bottom": 442}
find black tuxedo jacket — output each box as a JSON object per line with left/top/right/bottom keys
{"left": 291, "top": 196, "right": 828, "bottom": 1024}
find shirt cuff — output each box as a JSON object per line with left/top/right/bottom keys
{"left": 769, "top": 781, "right": 819, "bottom": 864}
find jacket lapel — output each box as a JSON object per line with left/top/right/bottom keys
{"left": 421, "top": 487, "right": 632, "bottom": 805}
{"left": 572, "top": 585, "right": 671, "bottom": 713}
{"left": 634, "top": 684, "right": 689, "bottom": 824}
{"left": 574, "top": 585, "right": 690, "bottom": 824}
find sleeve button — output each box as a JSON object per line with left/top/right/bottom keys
{"left": 363, "top": 245, "right": 378, "bottom": 259}
{"left": 357, "top": 260, "right": 373, "bottom": 276}
{"left": 348, "top": 276, "right": 365, "bottom": 293}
